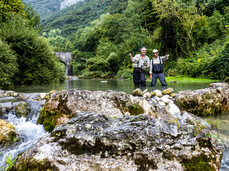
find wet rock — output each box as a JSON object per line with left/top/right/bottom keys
{"left": 161, "top": 95, "right": 171, "bottom": 104}
{"left": 154, "top": 90, "right": 162, "bottom": 97}
{"left": 176, "top": 88, "right": 229, "bottom": 116}
{"left": 3, "top": 91, "right": 19, "bottom": 97}
{"left": 143, "top": 92, "right": 151, "bottom": 98}
{"left": 0, "top": 102, "right": 13, "bottom": 114}
{"left": 0, "top": 119, "right": 20, "bottom": 146}
{"left": 170, "top": 93, "right": 176, "bottom": 98}
{"left": 162, "top": 88, "right": 174, "bottom": 95}
{"left": 209, "top": 83, "right": 228, "bottom": 89}
{"left": 132, "top": 88, "right": 143, "bottom": 96}
{"left": 150, "top": 91, "right": 156, "bottom": 97}
{"left": 14, "top": 112, "right": 222, "bottom": 171}
{"left": 15, "top": 101, "right": 30, "bottom": 117}
{"left": 40, "top": 93, "right": 47, "bottom": 100}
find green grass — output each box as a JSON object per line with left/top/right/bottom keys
{"left": 165, "top": 76, "right": 219, "bottom": 83}
{"left": 146, "top": 76, "right": 219, "bottom": 83}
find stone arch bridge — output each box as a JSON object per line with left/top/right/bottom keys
{"left": 55, "top": 52, "right": 73, "bottom": 76}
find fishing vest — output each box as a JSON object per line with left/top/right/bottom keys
{"left": 133, "top": 55, "right": 149, "bottom": 70}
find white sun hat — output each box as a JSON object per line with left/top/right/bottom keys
{"left": 153, "top": 49, "right": 159, "bottom": 53}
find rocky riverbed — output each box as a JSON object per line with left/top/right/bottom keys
{"left": 0, "top": 83, "right": 229, "bottom": 170}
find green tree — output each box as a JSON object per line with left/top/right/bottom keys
{"left": 0, "top": 39, "right": 18, "bottom": 87}
{"left": 0, "top": 0, "right": 26, "bottom": 20}
{"left": 0, "top": 14, "right": 65, "bottom": 85}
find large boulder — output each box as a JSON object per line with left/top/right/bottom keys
{"left": 176, "top": 88, "right": 229, "bottom": 116}
{"left": 13, "top": 112, "right": 222, "bottom": 170}
{"left": 37, "top": 89, "right": 176, "bottom": 132}
{"left": 0, "top": 119, "right": 20, "bottom": 146}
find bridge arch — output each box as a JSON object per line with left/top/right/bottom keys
{"left": 55, "top": 52, "right": 73, "bottom": 76}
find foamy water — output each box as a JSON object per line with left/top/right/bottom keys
{"left": 0, "top": 100, "right": 47, "bottom": 167}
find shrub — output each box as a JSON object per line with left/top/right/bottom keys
{"left": 0, "top": 39, "right": 18, "bottom": 87}
{"left": 0, "top": 14, "right": 65, "bottom": 85}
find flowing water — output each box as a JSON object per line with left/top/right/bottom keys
{"left": 203, "top": 113, "right": 229, "bottom": 170}
{"left": 0, "top": 99, "right": 47, "bottom": 168}
{"left": 1, "top": 79, "right": 229, "bottom": 169}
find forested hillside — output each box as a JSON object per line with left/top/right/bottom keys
{"left": 42, "top": 0, "right": 128, "bottom": 36}
{"left": 22, "top": 0, "right": 63, "bottom": 19}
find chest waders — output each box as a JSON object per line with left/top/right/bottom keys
{"left": 151, "top": 57, "right": 167, "bottom": 87}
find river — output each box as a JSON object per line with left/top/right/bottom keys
{"left": 5, "top": 79, "right": 218, "bottom": 93}
{"left": 1, "top": 79, "right": 229, "bottom": 170}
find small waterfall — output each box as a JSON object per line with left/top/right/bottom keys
{"left": 0, "top": 99, "right": 47, "bottom": 168}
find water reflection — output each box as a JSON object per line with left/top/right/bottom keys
{"left": 5, "top": 79, "right": 216, "bottom": 94}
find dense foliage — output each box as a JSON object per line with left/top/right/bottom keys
{"left": 68, "top": 0, "right": 228, "bottom": 80}
{"left": 0, "top": 0, "right": 65, "bottom": 87}
{"left": 0, "top": 39, "right": 18, "bottom": 87}
{"left": 2, "top": 0, "right": 229, "bottom": 84}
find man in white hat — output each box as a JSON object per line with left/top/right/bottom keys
{"left": 150, "top": 49, "right": 169, "bottom": 86}
{"left": 129, "top": 47, "right": 150, "bottom": 87}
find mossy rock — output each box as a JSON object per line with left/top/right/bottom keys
{"left": 13, "top": 158, "right": 58, "bottom": 171}
{"left": 182, "top": 154, "right": 214, "bottom": 171}
{"left": 37, "top": 107, "right": 64, "bottom": 132}
{"left": 170, "top": 93, "right": 176, "bottom": 98}
{"left": 150, "top": 91, "right": 156, "bottom": 97}
{"left": 128, "top": 104, "right": 144, "bottom": 115}
{"left": 0, "top": 119, "right": 20, "bottom": 146}
{"left": 15, "top": 102, "right": 30, "bottom": 117}
{"left": 162, "top": 88, "right": 174, "bottom": 95}
{"left": 44, "top": 90, "right": 57, "bottom": 100}
{"left": 132, "top": 88, "right": 143, "bottom": 96}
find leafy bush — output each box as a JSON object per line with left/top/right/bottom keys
{"left": 0, "top": 39, "right": 18, "bottom": 87}
{"left": 203, "top": 43, "right": 229, "bottom": 79}
{"left": 0, "top": 14, "right": 65, "bottom": 85}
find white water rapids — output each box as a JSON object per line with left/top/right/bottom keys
{"left": 0, "top": 99, "right": 47, "bottom": 168}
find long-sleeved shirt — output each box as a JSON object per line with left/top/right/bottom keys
{"left": 132, "top": 54, "right": 150, "bottom": 70}
{"left": 149, "top": 56, "right": 168, "bottom": 74}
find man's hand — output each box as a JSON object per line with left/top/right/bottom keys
{"left": 165, "top": 54, "right": 169, "bottom": 59}
{"left": 129, "top": 53, "right": 133, "bottom": 61}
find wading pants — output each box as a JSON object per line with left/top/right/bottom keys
{"left": 133, "top": 68, "right": 146, "bottom": 87}
{"left": 151, "top": 73, "right": 167, "bottom": 86}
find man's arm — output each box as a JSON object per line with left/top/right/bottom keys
{"left": 147, "top": 57, "right": 150, "bottom": 68}
{"left": 161, "top": 54, "right": 169, "bottom": 62}
{"left": 149, "top": 59, "right": 153, "bottom": 80}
